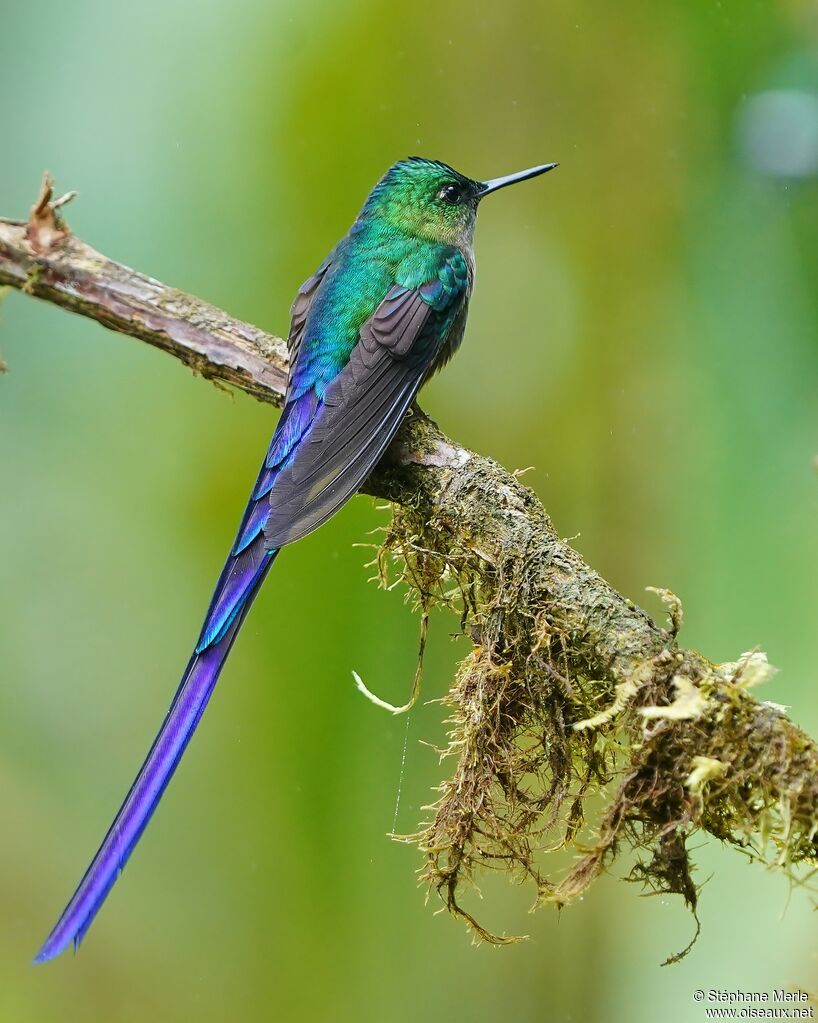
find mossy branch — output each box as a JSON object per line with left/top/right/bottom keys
{"left": 2, "top": 177, "right": 815, "bottom": 958}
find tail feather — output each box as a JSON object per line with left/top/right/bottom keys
{"left": 35, "top": 544, "right": 276, "bottom": 963}
{"left": 35, "top": 394, "right": 320, "bottom": 962}
{"left": 35, "top": 478, "right": 280, "bottom": 962}
{"left": 195, "top": 540, "right": 273, "bottom": 653}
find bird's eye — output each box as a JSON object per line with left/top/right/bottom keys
{"left": 437, "top": 184, "right": 463, "bottom": 204}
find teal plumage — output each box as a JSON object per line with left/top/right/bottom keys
{"left": 35, "top": 156, "right": 557, "bottom": 962}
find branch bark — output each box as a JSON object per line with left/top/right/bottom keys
{"left": 2, "top": 179, "right": 815, "bottom": 956}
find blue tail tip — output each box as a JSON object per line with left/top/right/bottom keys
{"left": 32, "top": 933, "right": 72, "bottom": 965}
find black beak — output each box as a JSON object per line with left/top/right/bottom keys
{"left": 479, "top": 162, "right": 558, "bottom": 197}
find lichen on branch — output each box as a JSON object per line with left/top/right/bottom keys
{"left": 1, "top": 179, "right": 816, "bottom": 959}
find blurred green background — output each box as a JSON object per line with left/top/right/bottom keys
{"left": 1, "top": 1, "right": 817, "bottom": 1020}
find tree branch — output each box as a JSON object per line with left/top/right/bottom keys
{"left": 0, "top": 179, "right": 289, "bottom": 403}
{"left": 2, "top": 178, "right": 815, "bottom": 958}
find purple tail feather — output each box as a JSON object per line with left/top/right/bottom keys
{"left": 35, "top": 467, "right": 281, "bottom": 962}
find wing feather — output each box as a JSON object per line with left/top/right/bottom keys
{"left": 287, "top": 259, "right": 332, "bottom": 369}
{"left": 264, "top": 281, "right": 463, "bottom": 549}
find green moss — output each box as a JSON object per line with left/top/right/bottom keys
{"left": 376, "top": 491, "right": 818, "bottom": 960}
{"left": 21, "top": 262, "right": 44, "bottom": 295}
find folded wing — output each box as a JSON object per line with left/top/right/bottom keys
{"left": 264, "top": 274, "right": 466, "bottom": 549}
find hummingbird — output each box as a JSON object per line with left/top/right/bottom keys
{"left": 35, "top": 156, "right": 557, "bottom": 962}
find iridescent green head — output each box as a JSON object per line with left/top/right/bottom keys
{"left": 364, "top": 156, "right": 558, "bottom": 247}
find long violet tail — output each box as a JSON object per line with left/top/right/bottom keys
{"left": 33, "top": 430, "right": 296, "bottom": 962}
